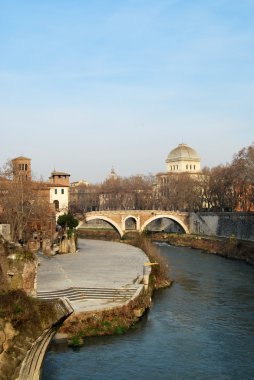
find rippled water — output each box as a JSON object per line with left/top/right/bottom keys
{"left": 42, "top": 244, "right": 254, "bottom": 380}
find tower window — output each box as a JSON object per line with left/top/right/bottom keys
{"left": 55, "top": 189, "right": 57, "bottom": 194}
{"left": 61, "top": 189, "right": 64, "bottom": 194}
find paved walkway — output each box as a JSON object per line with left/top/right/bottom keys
{"left": 37, "top": 239, "right": 149, "bottom": 312}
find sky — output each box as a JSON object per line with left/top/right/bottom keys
{"left": 0, "top": 0, "right": 253, "bottom": 183}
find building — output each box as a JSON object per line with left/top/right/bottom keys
{"left": 12, "top": 156, "right": 32, "bottom": 181}
{"left": 155, "top": 143, "right": 203, "bottom": 211}
{"left": 106, "top": 167, "right": 119, "bottom": 181}
{"left": 165, "top": 143, "right": 201, "bottom": 173}
{"left": 157, "top": 143, "right": 201, "bottom": 185}
{"left": 70, "top": 179, "right": 89, "bottom": 187}
{"left": 49, "top": 171, "right": 70, "bottom": 218}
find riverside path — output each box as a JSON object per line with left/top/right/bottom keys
{"left": 36, "top": 239, "right": 149, "bottom": 312}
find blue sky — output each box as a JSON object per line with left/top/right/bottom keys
{"left": 0, "top": 0, "right": 253, "bottom": 182}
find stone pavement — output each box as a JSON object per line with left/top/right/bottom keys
{"left": 37, "top": 239, "right": 149, "bottom": 312}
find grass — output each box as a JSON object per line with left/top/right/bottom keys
{"left": 0, "top": 289, "right": 59, "bottom": 329}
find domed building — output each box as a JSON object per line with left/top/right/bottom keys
{"left": 166, "top": 143, "right": 201, "bottom": 173}
{"left": 155, "top": 143, "right": 202, "bottom": 209}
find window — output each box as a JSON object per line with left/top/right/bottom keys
{"left": 186, "top": 165, "right": 188, "bottom": 169}
{"left": 194, "top": 165, "right": 196, "bottom": 170}
{"left": 25, "top": 164, "right": 28, "bottom": 170}
{"left": 61, "top": 189, "right": 64, "bottom": 194}
{"left": 54, "top": 189, "right": 57, "bottom": 194}
{"left": 190, "top": 165, "right": 192, "bottom": 170}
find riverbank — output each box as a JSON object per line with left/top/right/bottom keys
{"left": 37, "top": 238, "right": 170, "bottom": 347}
{"left": 77, "top": 228, "right": 254, "bottom": 266}
{"left": 148, "top": 232, "right": 254, "bottom": 265}
{"left": 55, "top": 236, "right": 171, "bottom": 346}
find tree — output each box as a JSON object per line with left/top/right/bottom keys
{"left": 57, "top": 212, "right": 78, "bottom": 230}
{"left": 0, "top": 160, "right": 55, "bottom": 242}
{"left": 231, "top": 143, "right": 254, "bottom": 211}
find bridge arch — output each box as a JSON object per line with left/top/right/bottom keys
{"left": 141, "top": 214, "right": 189, "bottom": 234}
{"left": 78, "top": 215, "right": 124, "bottom": 237}
{"left": 123, "top": 215, "right": 139, "bottom": 231}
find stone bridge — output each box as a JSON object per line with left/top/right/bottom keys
{"left": 77, "top": 211, "right": 254, "bottom": 241}
{"left": 78, "top": 210, "right": 191, "bottom": 237}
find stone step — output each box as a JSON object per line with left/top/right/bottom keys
{"left": 37, "top": 286, "right": 138, "bottom": 302}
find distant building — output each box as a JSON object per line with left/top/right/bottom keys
{"left": 70, "top": 179, "right": 89, "bottom": 187}
{"left": 165, "top": 143, "right": 201, "bottom": 173}
{"left": 12, "top": 156, "right": 32, "bottom": 181}
{"left": 155, "top": 143, "right": 203, "bottom": 210}
{"left": 157, "top": 143, "right": 201, "bottom": 182}
{"left": 49, "top": 171, "right": 70, "bottom": 218}
{"left": 106, "top": 167, "right": 119, "bottom": 181}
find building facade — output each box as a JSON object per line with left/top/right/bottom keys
{"left": 49, "top": 171, "right": 70, "bottom": 218}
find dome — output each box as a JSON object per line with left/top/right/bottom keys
{"left": 166, "top": 143, "right": 200, "bottom": 163}
{"left": 106, "top": 167, "right": 119, "bottom": 180}
{"left": 165, "top": 143, "right": 201, "bottom": 173}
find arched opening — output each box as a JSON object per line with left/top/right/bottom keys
{"left": 53, "top": 200, "right": 59, "bottom": 212}
{"left": 125, "top": 217, "right": 137, "bottom": 231}
{"left": 77, "top": 216, "right": 123, "bottom": 238}
{"left": 142, "top": 216, "right": 187, "bottom": 234}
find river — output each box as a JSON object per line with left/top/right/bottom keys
{"left": 42, "top": 243, "right": 254, "bottom": 380}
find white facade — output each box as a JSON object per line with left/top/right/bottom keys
{"left": 50, "top": 186, "right": 69, "bottom": 219}
{"left": 48, "top": 170, "right": 70, "bottom": 219}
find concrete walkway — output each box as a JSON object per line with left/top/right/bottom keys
{"left": 37, "top": 239, "right": 149, "bottom": 312}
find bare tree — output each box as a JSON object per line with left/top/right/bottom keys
{"left": 0, "top": 161, "right": 54, "bottom": 242}
{"left": 231, "top": 143, "right": 254, "bottom": 211}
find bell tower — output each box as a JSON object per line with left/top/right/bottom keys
{"left": 12, "top": 156, "right": 32, "bottom": 181}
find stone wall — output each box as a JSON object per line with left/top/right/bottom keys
{"left": 0, "top": 224, "right": 11, "bottom": 241}
{"left": 189, "top": 212, "right": 254, "bottom": 241}
{"left": 0, "top": 240, "right": 38, "bottom": 296}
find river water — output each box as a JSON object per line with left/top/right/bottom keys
{"left": 42, "top": 244, "right": 254, "bottom": 380}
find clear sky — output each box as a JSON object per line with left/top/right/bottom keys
{"left": 0, "top": 0, "right": 253, "bottom": 183}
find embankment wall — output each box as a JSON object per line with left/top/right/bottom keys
{"left": 189, "top": 212, "right": 254, "bottom": 241}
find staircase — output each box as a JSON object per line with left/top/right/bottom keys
{"left": 37, "top": 286, "right": 138, "bottom": 303}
